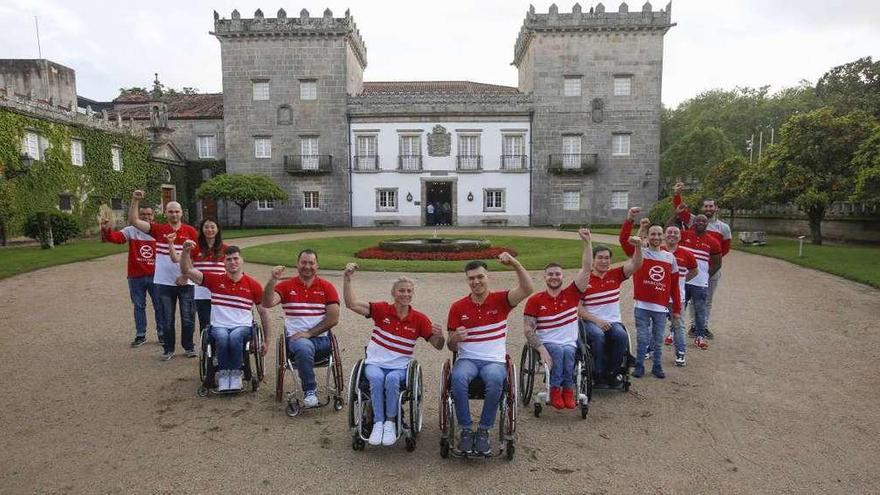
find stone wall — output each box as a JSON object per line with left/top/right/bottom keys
{"left": 0, "top": 59, "right": 78, "bottom": 111}
{"left": 733, "top": 216, "right": 880, "bottom": 243}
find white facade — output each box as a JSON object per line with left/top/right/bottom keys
{"left": 350, "top": 120, "right": 531, "bottom": 227}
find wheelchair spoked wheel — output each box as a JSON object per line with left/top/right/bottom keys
{"left": 347, "top": 359, "right": 363, "bottom": 431}
{"left": 275, "top": 335, "right": 286, "bottom": 403}
{"left": 438, "top": 359, "right": 452, "bottom": 459}
{"left": 329, "top": 332, "right": 346, "bottom": 410}
{"left": 504, "top": 358, "right": 517, "bottom": 461}
{"left": 198, "top": 327, "right": 212, "bottom": 397}
{"left": 252, "top": 322, "right": 265, "bottom": 391}
{"left": 518, "top": 346, "right": 535, "bottom": 407}
{"left": 407, "top": 360, "right": 423, "bottom": 437}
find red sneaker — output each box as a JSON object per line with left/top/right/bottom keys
{"left": 664, "top": 333, "right": 674, "bottom": 346}
{"left": 562, "top": 388, "right": 577, "bottom": 409}
{"left": 694, "top": 336, "right": 709, "bottom": 350}
{"left": 549, "top": 387, "right": 564, "bottom": 409}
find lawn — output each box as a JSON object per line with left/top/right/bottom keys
{"left": 223, "top": 226, "right": 321, "bottom": 239}
{"left": 735, "top": 236, "right": 880, "bottom": 289}
{"left": 242, "top": 235, "right": 626, "bottom": 272}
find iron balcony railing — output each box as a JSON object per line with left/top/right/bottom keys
{"left": 283, "top": 155, "right": 333, "bottom": 174}
{"left": 398, "top": 154, "right": 423, "bottom": 172}
{"left": 548, "top": 153, "right": 598, "bottom": 174}
{"left": 353, "top": 154, "right": 379, "bottom": 171}
{"left": 456, "top": 154, "right": 482, "bottom": 172}
{"left": 500, "top": 154, "right": 528, "bottom": 171}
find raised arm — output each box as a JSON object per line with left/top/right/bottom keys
{"left": 622, "top": 236, "right": 644, "bottom": 278}
{"left": 128, "top": 190, "right": 150, "bottom": 234}
{"left": 261, "top": 266, "right": 285, "bottom": 308}
{"left": 500, "top": 252, "right": 534, "bottom": 307}
{"left": 179, "top": 239, "right": 203, "bottom": 285}
{"left": 672, "top": 181, "right": 692, "bottom": 225}
{"left": 573, "top": 228, "right": 592, "bottom": 292}
{"left": 100, "top": 218, "right": 127, "bottom": 244}
{"left": 165, "top": 233, "right": 181, "bottom": 263}
{"left": 619, "top": 208, "right": 637, "bottom": 257}
{"left": 342, "top": 262, "right": 370, "bottom": 317}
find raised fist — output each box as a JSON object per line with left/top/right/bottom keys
{"left": 578, "top": 227, "right": 591, "bottom": 243}
{"left": 628, "top": 236, "right": 643, "bottom": 247}
{"left": 182, "top": 239, "right": 196, "bottom": 252}
{"left": 132, "top": 190, "right": 145, "bottom": 200}
{"left": 674, "top": 181, "right": 685, "bottom": 195}
{"left": 498, "top": 252, "right": 515, "bottom": 265}
{"left": 271, "top": 265, "right": 285, "bottom": 280}
{"left": 676, "top": 203, "right": 689, "bottom": 213}
{"left": 165, "top": 232, "right": 177, "bottom": 244}
{"left": 627, "top": 206, "right": 641, "bottom": 221}
{"left": 100, "top": 218, "right": 111, "bottom": 230}
{"left": 639, "top": 218, "right": 651, "bottom": 229}
{"left": 344, "top": 262, "right": 359, "bottom": 276}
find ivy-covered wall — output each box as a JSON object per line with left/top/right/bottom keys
{"left": 184, "top": 159, "right": 226, "bottom": 222}
{"left": 0, "top": 107, "right": 165, "bottom": 237}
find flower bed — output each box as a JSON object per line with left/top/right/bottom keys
{"left": 355, "top": 246, "right": 518, "bottom": 261}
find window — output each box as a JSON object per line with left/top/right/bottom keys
{"left": 58, "top": 194, "right": 73, "bottom": 212}
{"left": 376, "top": 189, "right": 398, "bottom": 212}
{"left": 613, "top": 75, "right": 632, "bottom": 96}
{"left": 399, "top": 135, "right": 421, "bottom": 170}
{"left": 22, "top": 131, "right": 40, "bottom": 159}
{"left": 300, "top": 80, "right": 317, "bottom": 100}
{"left": 356, "top": 135, "right": 378, "bottom": 169}
{"left": 458, "top": 135, "right": 480, "bottom": 169}
{"left": 301, "top": 137, "right": 319, "bottom": 169}
{"left": 201, "top": 168, "right": 213, "bottom": 180}
{"left": 564, "top": 76, "right": 582, "bottom": 97}
{"left": 71, "top": 139, "right": 84, "bottom": 166}
{"left": 111, "top": 198, "right": 123, "bottom": 210}
{"left": 257, "top": 199, "right": 275, "bottom": 210}
{"left": 253, "top": 81, "right": 270, "bottom": 101}
{"left": 563, "top": 191, "right": 580, "bottom": 211}
{"left": 254, "top": 137, "right": 272, "bottom": 159}
{"left": 612, "top": 133, "right": 631, "bottom": 156}
{"left": 502, "top": 134, "right": 525, "bottom": 169}
{"left": 303, "top": 191, "right": 320, "bottom": 210}
{"left": 611, "top": 191, "right": 629, "bottom": 210}
{"left": 111, "top": 146, "right": 123, "bottom": 171}
{"left": 484, "top": 189, "right": 505, "bottom": 211}
{"left": 197, "top": 135, "right": 216, "bottom": 158}
{"left": 562, "top": 135, "right": 581, "bottom": 169}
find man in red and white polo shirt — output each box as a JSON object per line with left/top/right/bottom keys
{"left": 101, "top": 206, "right": 165, "bottom": 347}
{"left": 342, "top": 263, "right": 445, "bottom": 446}
{"left": 179, "top": 241, "right": 270, "bottom": 391}
{"left": 678, "top": 214, "right": 722, "bottom": 350}
{"left": 129, "top": 190, "right": 199, "bottom": 361}
{"left": 447, "top": 253, "right": 533, "bottom": 455}
{"left": 262, "top": 249, "right": 340, "bottom": 408}
{"left": 661, "top": 225, "right": 698, "bottom": 365}
{"left": 522, "top": 228, "right": 592, "bottom": 410}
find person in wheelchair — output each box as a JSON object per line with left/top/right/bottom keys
{"left": 178, "top": 240, "right": 270, "bottom": 392}
{"left": 447, "top": 253, "right": 533, "bottom": 455}
{"left": 262, "top": 249, "right": 340, "bottom": 408}
{"left": 342, "top": 263, "right": 445, "bottom": 446}
{"left": 522, "top": 228, "right": 592, "bottom": 410}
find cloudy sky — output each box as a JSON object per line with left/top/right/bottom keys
{"left": 1, "top": 0, "right": 877, "bottom": 107}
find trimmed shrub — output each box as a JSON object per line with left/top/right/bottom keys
{"left": 24, "top": 210, "right": 82, "bottom": 245}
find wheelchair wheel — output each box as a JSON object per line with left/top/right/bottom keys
{"left": 253, "top": 322, "right": 265, "bottom": 382}
{"left": 506, "top": 440, "right": 515, "bottom": 461}
{"left": 518, "top": 345, "right": 535, "bottom": 406}
{"left": 274, "top": 335, "right": 286, "bottom": 402}
{"left": 329, "top": 332, "right": 345, "bottom": 398}
{"left": 352, "top": 438, "right": 365, "bottom": 451}
{"left": 286, "top": 399, "right": 301, "bottom": 417}
{"left": 405, "top": 436, "right": 416, "bottom": 452}
{"left": 440, "top": 439, "right": 450, "bottom": 459}
{"left": 407, "top": 361, "right": 423, "bottom": 436}
{"left": 347, "top": 359, "right": 363, "bottom": 430}
{"left": 333, "top": 396, "right": 344, "bottom": 411}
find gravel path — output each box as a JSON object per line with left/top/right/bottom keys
{"left": 1, "top": 229, "right": 878, "bottom": 494}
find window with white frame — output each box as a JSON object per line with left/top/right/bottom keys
{"left": 254, "top": 137, "right": 272, "bottom": 159}
{"left": 502, "top": 134, "right": 525, "bottom": 168}
{"left": 71, "top": 139, "right": 84, "bottom": 166}
{"left": 257, "top": 199, "right": 275, "bottom": 210}
{"left": 613, "top": 75, "right": 632, "bottom": 96}
{"left": 301, "top": 137, "right": 319, "bottom": 169}
{"left": 562, "top": 135, "right": 581, "bottom": 169}
{"left": 22, "top": 131, "right": 40, "bottom": 159}
{"left": 611, "top": 191, "right": 629, "bottom": 210}
{"left": 197, "top": 135, "right": 216, "bottom": 158}
{"left": 111, "top": 146, "right": 123, "bottom": 171}
{"left": 303, "top": 191, "right": 320, "bottom": 210}
{"left": 564, "top": 76, "right": 582, "bottom": 97}
{"left": 458, "top": 135, "right": 480, "bottom": 169}
{"left": 300, "top": 80, "right": 317, "bottom": 100}
{"left": 356, "top": 135, "right": 378, "bottom": 169}
{"left": 484, "top": 189, "right": 505, "bottom": 211}
{"left": 399, "top": 135, "right": 421, "bottom": 170}
{"left": 58, "top": 194, "right": 73, "bottom": 212}
{"left": 376, "top": 189, "right": 398, "bottom": 211}
{"left": 253, "top": 81, "right": 270, "bottom": 101}
{"left": 563, "top": 191, "right": 580, "bottom": 211}
{"left": 612, "top": 133, "right": 631, "bottom": 156}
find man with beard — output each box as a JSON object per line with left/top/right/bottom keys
{"left": 677, "top": 213, "right": 722, "bottom": 350}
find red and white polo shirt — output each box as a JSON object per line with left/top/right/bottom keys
{"left": 274, "top": 276, "right": 340, "bottom": 338}
{"left": 149, "top": 222, "right": 198, "bottom": 286}
{"left": 364, "top": 301, "right": 434, "bottom": 369}
{"left": 101, "top": 226, "right": 156, "bottom": 279}
{"left": 191, "top": 243, "right": 228, "bottom": 300}
{"left": 524, "top": 282, "right": 583, "bottom": 348}
{"left": 633, "top": 248, "right": 681, "bottom": 314}
{"left": 200, "top": 272, "right": 263, "bottom": 328}
{"left": 679, "top": 230, "right": 721, "bottom": 288}
{"left": 581, "top": 266, "right": 628, "bottom": 324}
{"left": 447, "top": 291, "right": 513, "bottom": 364}
{"left": 665, "top": 245, "right": 697, "bottom": 304}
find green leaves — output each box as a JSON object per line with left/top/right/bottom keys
{"left": 196, "top": 173, "right": 287, "bottom": 203}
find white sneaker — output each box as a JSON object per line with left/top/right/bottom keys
{"left": 381, "top": 420, "right": 397, "bottom": 446}
{"left": 229, "top": 370, "right": 243, "bottom": 390}
{"left": 216, "top": 370, "right": 230, "bottom": 392}
{"left": 303, "top": 390, "right": 319, "bottom": 408}
{"left": 368, "top": 422, "right": 384, "bottom": 446}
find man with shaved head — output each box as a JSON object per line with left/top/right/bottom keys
{"left": 130, "top": 190, "right": 199, "bottom": 361}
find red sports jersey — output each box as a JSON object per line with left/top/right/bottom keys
{"left": 665, "top": 246, "right": 697, "bottom": 304}
{"left": 447, "top": 291, "right": 513, "bottom": 363}
{"left": 101, "top": 225, "right": 156, "bottom": 279}
{"left": 274, "top": 276, "right": 340, "bottom": 338}
{"left": 581, "top": 266, "right": 628, "bottom": 324}
{"left": 364, "top": 302, "right": 434, "bottom": 369}
{"left": 149, "top": 222, "right": 199, "bottom": 286}
{"left": 200, "top": 272, "right": 263, "bottom": 328}
{"left": 191, "top": 243, "right": 228, "bottom": 300}
{"left": 524, "top": 282, "right": 582, "bottom": 347}
{"left": 679, "top": 230, "right": 721, "bottom": 288}
{"left": 619, "top": 219, "right": 638, "bottom": 257}
{"left": 632, "top": 248, "right": 681, "bottom": 314}
{"left": 673, "top": 194, "right": 732, "bottom": 256}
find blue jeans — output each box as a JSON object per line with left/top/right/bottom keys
{"left": 158, "top": 284, "right": 194, "bottom": 353}
{"left": 544, "top": 343, "right": 576, "bottom": 388}
{"left": 288, "top": 334, "right": 331, "bottom": 393}
{"left": 634, "top": 307, "right": 666, "bottom": 369}
{"left": 210, "top": 326, "right": 252, "bottom": 371}
{"left": 363, "top": 364, "right": 406, "bottom": 423}
{"left": 582, "top": 321, "right": 629, "bottom": 377}
{"left": 450, "top": 358, "right": 506, "bottom": 431}
{"left": 685, "top": 284, "right": 709, "bottom": 337}
{"left": 195, "top": 299, "right": 212, "bottom": 333}
{"left": 127, "top": 275, "right": 164, "bottom": 339}
{"left": 669, "top": 310, "right": 686, "bottom": 354}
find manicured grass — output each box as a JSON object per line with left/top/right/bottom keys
{"left": 0, "top": 239, "right": 126, "bottom": 280}
{"left": 223, "top": 226, "right": 321, "bottom": 240}
{"left": 559, "top": 226, "right": 620, "bottom": 236}
{"left": 242, "top": 235, "right": 626, "bottom": 272}
{"left": 735, "top": 236, "right": 880, "bottom": 289}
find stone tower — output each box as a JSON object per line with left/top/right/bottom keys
{"left": 212, "top": 8, "right": 367, "bottom": 226}
{"left": 514, "top": 2, "right": 674, "bottom": 225}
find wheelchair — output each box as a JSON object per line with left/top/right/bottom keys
{"left": 582, "top": 321, "right": 634, "bottom": 393}
{"left": 438, "top": 354, "right": 517, "bottom": 461}
{"left": 347, "top": 358, "right": 423, "bottom": 452}
{"left": 518, "top": 336, "right": 593, "bottom": 419}
{"left": 275, "top": 331, "right": 345, "bottom": 417}
{"left": 197, "top": 322, "right": 265, "bottom": 396}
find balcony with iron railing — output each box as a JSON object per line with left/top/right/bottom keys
{"left": 353, "top": 154, "right": 380, "bottom": 172}
{"left": 456, "top": 155, "right": 482, "bottom": 172}
{"left": 500, "top": 154, "right": 529, "bottom": 172}
{"left": 398, "top": 154, "right": 423, "bottom": 172}
{"left": 284, "top": 155, "right": 333, "bottom": 175}
{"left": 548, "top": 153, "right": 598, "bottom": 174}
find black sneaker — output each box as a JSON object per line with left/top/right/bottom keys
{"left": 705, "top": 328, "right": 715, "bottom": 340}
{"left": 475, "top": 429, "right": 491, "bottom": 455}
{"left": 687, "top": 325, "right": 696, "bottom": 337}
{"left": 652, "top": 366, "right": 666, "bottom": 379}
{"left": 130, "top": 336, "right": 146, "bottom": 348}
{"left": 457, "top": 429, "right": 474, "bottom": 453}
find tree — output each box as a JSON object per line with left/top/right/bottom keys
{"left": 659, "top": 126, "right": 736, "bottom": 192}
{"left": 753, "top": 108, "right": 877, "bottom": 244}
{"left": 701, "top": 156, "right": 757, "bottom": 231}
{"left": 196, "top": 174, "right": 287, "bottom": 227}
{"left": 816, "top": 57, "right": 880, "bottom": 118}
{"left": 852, "top": 127, "right": 880, "bottom": 204}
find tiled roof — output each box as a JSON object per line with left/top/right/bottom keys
{"left": 360, "top": 81, "right": 521, "bottom": 96}
{"left": 110, "top": 93, "right": 224, "bottom": 119}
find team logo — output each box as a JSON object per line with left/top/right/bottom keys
{"left": 461, "top": 315, "right": 469, "bottom": 321}
{"left": 540, "top": 305, "right": 547, "bottom": 311}
{"left": 289, "top": 290, "right": 297, "bottom": 296}
{"left": 383, "top": 318, "right": 391, "bottom": 325}
{"left": 487, "top": 309, "right": 499, "bottom": 316}
{"left": 648, "top": 266, "right": 666, "bottom": 282}
{"left": 139, "top": 245, "right": 154, "bottom": 259}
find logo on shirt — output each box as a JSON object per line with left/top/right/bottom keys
{"left": 139, "top": 245, "right": 154, "bottom": 259}
{"left": 289, "top": 290, "right": 297, "bottom": 296}
{"left": 219, "top": 283, "right": 226, "bottom": 289}
{"left": 540, "top": 305, "right": 547, "bottom": 311}
{"left": 649, "top": 266, "right": 666, "bottom": 282}
{"left": 383, "top": 317, "right": 391, "bottom": 325}
{"left": 461, "top": 315, "right": 469, "bottom": 321}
